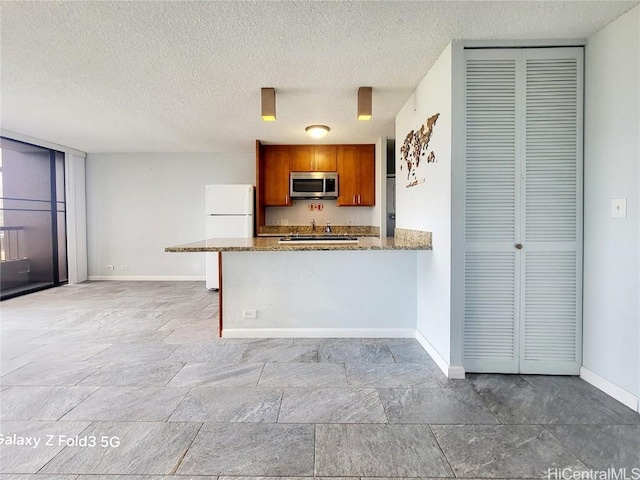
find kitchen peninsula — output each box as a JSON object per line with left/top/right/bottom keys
{"left": 166, "top": 229, "right": 431, "bottom": 338}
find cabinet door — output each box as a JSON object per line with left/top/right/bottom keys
{"left": 263, "top": 146, "right": 291, "bottom": 206}
{"left": 291, "top": 146, "right": 313, "bottom": 171}
{"left": 337, "top": 146, "right": 358, "bottom": 206}
{"left": 314, "top": 146, "right": 337, "bottom": 171}
{"left": 357, "top": 145, "right": 375, "bottom": 206}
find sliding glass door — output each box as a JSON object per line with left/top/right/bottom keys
{"left": 0, "top": 137, "right": 67, "bottom": 299}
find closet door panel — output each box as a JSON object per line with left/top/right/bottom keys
{"left": 520, "top": 48, "right": 583, "bottom": 374}
{"left": 463, "top": 49, "right": 521, "bottom": 372}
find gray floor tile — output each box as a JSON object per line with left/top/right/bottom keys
{"left": 524, "top": 375, "right": 640, "bottom": 424}
{"left": 169, "top": 387, "right": 282, "bottom": 422}
{"left": 161, "top": 328, "right": 221, "bottom": 344}
{"left": 94, "top": 329, "right": 174, "bottom": 344}
{"left": 11, "top": 342, "right": 112, "bottom": 364}
{"left": 258, "top": 363, "right": 348, "bottom": 387}
{"left": 167, "top": 362, "right": 264, "bottom": 387}
{"left": 431, "top": 424, "right": 588, "bottom": 478}
{"left": 80, "top": 361, "right": 185, "bottom": 387}
{"left": 319, "top": 344, "right": 395, "bottom": 363}
{"left": 0, "top": 420, "right": 91, "bottom": 473}
{"left": 61, "top": 386, "right": 189, "bottom": 421}
{"left": 2, "top": 281, "right": 637, "bottom": 480}
{"left": 241, "top": 344, "right": 318, "bottom": 363}
{"left": 0, "top": 385, "right": 99, "bottom": 420}
{"left": 41, "top": 421, "right": 201, "bottom": 474}
{"left": 379, "top": 386, "right": 500, "bottom": 424}
{"left": 0, "top": 355, "right": 36, "bottom": 376}
{"left": 49, "top": 309, "right": 121, "bottom": 329}
{"left": 87, "top": 343, "right": 179, "bottom": 363}
{"left": 159, "top": 317, "right": 219, "bottom": 331}
{"left": 546, "top": 424, "right": 640, "bottom": 470}
{"left": 168, "top": 344, "right": 247, "bottom": 363}
{"left": 32, "top": 329, "right": 172, "bottom": 345}
{"left": 315, "top": 424, "right": 454, "bottom": 477}
{"left": 218, "top": 478, "right": 355, "bottom": 480}
{"left": 1, "top": 329, "right": 51, "bottom": 353}
{"left": 278, "top": 387, "right": 387, "bottom": 423}
{"left": 97, "top": 310, "right": 172, "bottom": 331}
{"left": 0, "top": 475, "right": 79, "bottom": 480}
{"left": 389, "top": 343, "right": 436, "bottom": 363}
{"left": 469, "top": 374, "right": 630, "bottom": 424}
{"left": 346, "top": 363, "right": 440, "bottom": 388}
{"left": 75, "top": 476, "right": 167, "bottom": 480}
{"left": 177, "top": 423, "right": 314, "bottom": 476}
{"left": 0, "top": 361, "right": 102, "bottom": 386}
{"left": 224, "top": 338, "right": 294, "bottom": 346}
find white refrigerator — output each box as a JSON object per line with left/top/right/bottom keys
{"left": 205, "top": 184, "right": 254, "bottom": 290}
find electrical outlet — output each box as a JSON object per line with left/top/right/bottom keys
{"left": 347, "top": 219, "right": 354, "bottom": 225}
{"left": 281, "top": 219, "right": 289, "bottom": 226}
{"left": 272, "top": 220, "right": 280, "bottom": 226}
{"left": 242, "top": 309, "right": 257, "bottom": 319}
{"left": 106, "top": 265, "right": 114, "bottom": 271}
{"left": 120, "top": 265, "right": 129, "bottom": 270}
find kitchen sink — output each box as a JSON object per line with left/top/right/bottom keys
{"left": 278, "top": 235, "right": 359, "bottom": 244}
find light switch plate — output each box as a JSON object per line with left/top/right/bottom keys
{"left": 611, "top": 198, "right": 627, "bottom": 218}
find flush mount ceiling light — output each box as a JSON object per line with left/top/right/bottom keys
{"left": 358, "top": 86, "right": 372, "bottom": 121}
{"left": 305, "top": 125, "right": 330, "bottom": 138}
{"left": 261, "top": 87, "right": 276, "bottom": 121}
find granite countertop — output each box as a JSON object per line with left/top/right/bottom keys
{"left": 165, "top": 229, "right": 431, "bottom": 252}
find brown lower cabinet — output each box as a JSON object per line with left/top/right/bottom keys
{"left": 337, "top": 144, "right": 375, "bottom": 206}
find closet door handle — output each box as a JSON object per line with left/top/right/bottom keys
{"left": 515, "top": 243, "right": 523, "bottom": 250}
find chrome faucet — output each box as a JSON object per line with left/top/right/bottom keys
{"left": 311, "top": 219, "right": 316, "bottom": 231}
{"left": 325, "top": 222, "right": 332, "bottom": 234}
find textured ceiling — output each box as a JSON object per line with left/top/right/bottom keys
{"left": 1, "top": 0, "right": 637, "bottom": 153}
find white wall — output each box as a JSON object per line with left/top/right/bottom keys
{"left": 86, "top": 152, "right": 254, "bottom": 279}
{"left": 222, "top": 249, "right": 417, "bottom": 336}
{"left": 396, "top": 43, "right": 453, "bottom": 370}
{"left": 583, "top": 5, "right": 640, "bottom": 408}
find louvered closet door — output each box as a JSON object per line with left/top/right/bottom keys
{"left": 463, "top": 49, "right": 522, "bottom": 373}
{"left": 519, "top": 48, "right": 583, "bottom": 374}
{"left": 463, "top": 48, "right": 583, "bottom": 374}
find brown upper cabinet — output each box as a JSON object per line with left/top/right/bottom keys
{"left": 256, "top": 142, "right": 375, "bottom": 226}
{"left": 263, "top": 145, "right": 292, "bottom": 206}
{"left": 291, "top": 145, "right": 337, "bottom": 172}
{"left": 337, "top": 145, "right": 375, "bottom": 206}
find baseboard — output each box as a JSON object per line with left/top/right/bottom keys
{"left": 580, "top": 366, "right": 639, "bottom": 412}
{"left": 415, "top": 330, "right": 465, "bottom": 379}
{"left": 222, "top": 328, "right": 416, "bottom": 338}
{"left": 88, "top": 275, "right": 206, "bottom": 281}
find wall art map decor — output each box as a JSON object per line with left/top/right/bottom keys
{"left": 400, "top": 113, "right": 440, "bottom": 188}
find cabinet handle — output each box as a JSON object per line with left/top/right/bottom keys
{"left": 352, "top": 195, "right": 356, "bottom": 204}
{"left": 285, "top": 194, "right": 289, "bottom": 205}
{"left": 358, "top": 194, "right": 361, "bottom": 204}
{"left": 515, "top": 243, "right": 523, "bottom": 250}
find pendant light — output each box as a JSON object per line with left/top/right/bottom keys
{"left": 358, "top": 86, "right": 372, "bottom": 120}
{"left": 305, "top": 125, "right": 330, "bottom": 138}
{"left": 261, "top": 88, "right": 276, "bottom": 121}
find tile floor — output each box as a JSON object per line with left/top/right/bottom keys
{"left": 0, "top": 281, "right": 638, "bottom": 479}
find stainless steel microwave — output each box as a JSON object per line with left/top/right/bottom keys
{"left": 290, "top": 172, "right": 338, "bottom": 199}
